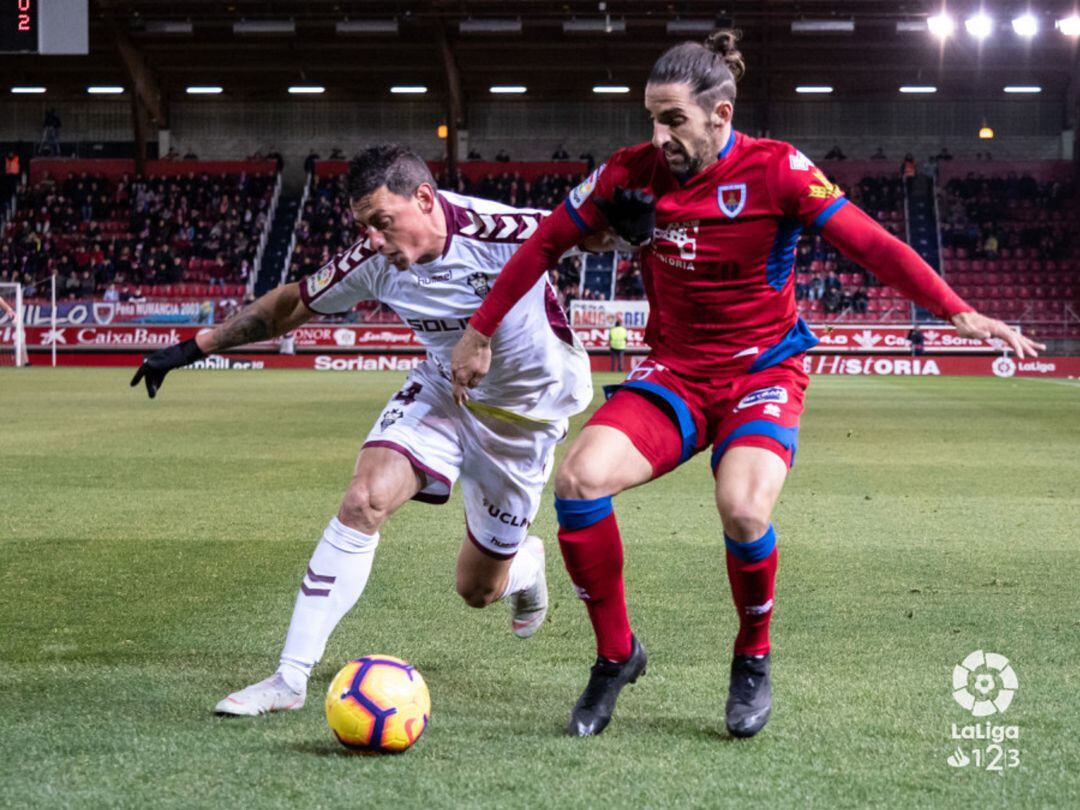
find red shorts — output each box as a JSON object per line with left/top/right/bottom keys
{"left": 586, "top": 357, "right": 809, "bottom": 478}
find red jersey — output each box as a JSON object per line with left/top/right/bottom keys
{"left": 471, "top": 130, "right": 971, "bottom": 377}
{"left": 567, "top": 131, "right": 852, "bottom": 376}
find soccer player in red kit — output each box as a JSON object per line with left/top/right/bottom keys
{"left": 451, "top": 30, "right": 1043, "bottom": 738}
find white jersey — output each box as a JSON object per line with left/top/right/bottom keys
{"left": 299, "top": 191, "right": 592, "bottom": 422}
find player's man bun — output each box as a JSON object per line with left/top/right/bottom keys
{"left": 704, "top": 28, "right": 745, "bottom": 84}
{"left": 346, "top": 144, "right": 437, "bottom": 203}
{"left": 648, "top": 27, "right": 744, "bottom": 109}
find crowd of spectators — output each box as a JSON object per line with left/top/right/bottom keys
{"left": 939, "top": 175, "right": 1077, "bottom": 261}
{"left": 0, "top": 170, "right": 274, "bottom": 299}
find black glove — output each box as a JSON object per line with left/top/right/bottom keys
{"left": 594, "top": 187, "right": 656, "bottom": 246}
{"left": 130, "top": 338, "right": 205, "bottom": 399}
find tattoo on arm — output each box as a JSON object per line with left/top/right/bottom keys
{"left": 206, "top": 311, "right": 272, "bottom": 352}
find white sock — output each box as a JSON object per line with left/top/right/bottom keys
{"left": 498, "top": 543, "right": 542, "bottom": 600}
{"left": 277, "top": 517, "right": 379, "bottom": 692}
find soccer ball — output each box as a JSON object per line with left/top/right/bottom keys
{"left": 325, "top": 656, "right": 431, "bottom": 753}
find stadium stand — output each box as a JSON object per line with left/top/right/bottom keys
{"left": 0, "top": 161, "right": 278, "bottom": 301}
{"left": 938, "top": 172, "right": 1078, "bottom": 336}
{"left": 2, "top": 154, "right": 1075, "bottom": 339}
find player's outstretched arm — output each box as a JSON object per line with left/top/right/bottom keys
{"left": 820, "top": 203, "right": 1046, "bottom": 359}
{"left": 130, "top": 282, "right": 314, "bottom": 398}
{"left": 950, "top": 310, "right": 1045, "bottom": 358}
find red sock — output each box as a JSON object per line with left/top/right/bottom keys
{"left": 558, "top": 511, "right": 633, "bottom": 662}
{"left": 725, "top": 536, "right": 778, "bottom": 657}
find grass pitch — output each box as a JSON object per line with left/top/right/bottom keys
{"left": 1, "top": 368, "right": 1078, "bottom": 809}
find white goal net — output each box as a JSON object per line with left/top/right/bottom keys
{"left": 0, "top": 282, "right": 27, "bottom": 367}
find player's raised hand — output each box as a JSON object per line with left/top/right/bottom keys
{"left": 595, "top": 187, "right": 656, "bottom": 246}
{"left": 130, "top": 338, "right": 206, "bottom": 398}
{"left": 951, "top": 311, "right": 1046, "bottom": 360}
{"left": 450, "top": 326, "right": 492, "bottom": 405}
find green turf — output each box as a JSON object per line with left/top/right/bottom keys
{"left": 1, "top": 368, "right": 1078, "bottom": 808}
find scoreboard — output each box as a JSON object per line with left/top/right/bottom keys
{"left": 1, "top": 0, "right": 87, "bottom": 54}
{"left": 1, "top": 0, "right": 36, "bottom": 52}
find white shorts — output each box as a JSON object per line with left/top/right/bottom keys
{"left": 362, "top": 363, "right": 568, "bottom": 558}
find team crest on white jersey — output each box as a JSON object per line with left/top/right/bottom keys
{"left": 467, "top": 272, "right": 491, "bottom": 298}
{"left": 717, "top": 183, "right": 747, "bottom": 218}
{"left": 379, "top": 408, "right": 404, "bottom": 431}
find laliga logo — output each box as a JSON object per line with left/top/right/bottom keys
{"left": 952, "top": 650, "right": 1017, "bottom": 717}
{"left": 992, "top": 356, "right": 1016, "bottom": 378}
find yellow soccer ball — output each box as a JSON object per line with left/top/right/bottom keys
{"left": 325, "top": 656, "right": 431, "bottom": 753}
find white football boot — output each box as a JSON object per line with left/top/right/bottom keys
{"left": 510, "top": 535, "right": 548, "bottom": 639}
{"left": 214, "top": 673, "right": 306, "bottom": 716}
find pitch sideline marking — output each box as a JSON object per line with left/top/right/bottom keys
{"left": 1013, "top": 377, "right": 1080, "bottom": 389}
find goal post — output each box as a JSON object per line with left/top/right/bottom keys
{"left": 0, "top": 282, "right": 27, "bottom": 367}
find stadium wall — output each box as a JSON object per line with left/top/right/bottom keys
{"left": 0, "top": 98, "right": 1067, "bottom": 186}
{"left": 37, "top": 350, "right": 1080, "bottom": 379}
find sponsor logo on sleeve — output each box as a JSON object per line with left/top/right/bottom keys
{"left": 305, "top": 266, "right": 335, "bottom": 298}
{"left": 569, "top": 163, "right": 606, "bottom": 210}
{"left": 717, "top": 183, "right": 747, "bottom": 218}
{"left": 807, "top": 168, "right": 844, "bottom": 200}
{"left": 735, "top": 385, "right": 789, "bottom": 411}
{"left": 789, "top": 150, "right": 813, "bottom": 172}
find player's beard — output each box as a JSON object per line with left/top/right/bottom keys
{"left": 663, "top": 135, "right": 712, "bottom": 179}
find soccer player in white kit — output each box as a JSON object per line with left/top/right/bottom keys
{"left": 130, "top": 145, "right": 593, "bottom": 715}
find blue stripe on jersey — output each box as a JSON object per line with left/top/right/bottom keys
{"left": 725, "top": 524, "right": 777, "bottom": 563}
{"left": 718, "top": 129, "right": 738, "bottom": 159}
{"left": 749, "top": 318, "right": 819, "bottom": 373}
{"left": 765, "top": 219, "right": 802, "bottom": 291}
{"left": 555, "top": 495, "right": 613, "bottom": 530}
{"left": 606, "top": 380, "right": 698, "bottom": 464}
{"left": 564, "top": 198, "right": 592, "bottom": 234}
{"left": 811, "top": 197, "right": 849, "bottom": 231}
{"left": 711, "top": 422, "right": 799, "bottom": 470}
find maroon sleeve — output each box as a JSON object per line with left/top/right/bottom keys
{"left": 820, "top": 202, "right": 973, "bottom": 320}
{"left": 469, "top": 202, "right": 585, "bottom": 337}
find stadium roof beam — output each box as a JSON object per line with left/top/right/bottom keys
{"left": 107, "top": 19, "right": 166, "bottom": 127}
{"left": 105, "top": 16, "right": 167, "bottom": 173}
{"left": 435, "top": 21, "right": 465, "bottom": 173}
